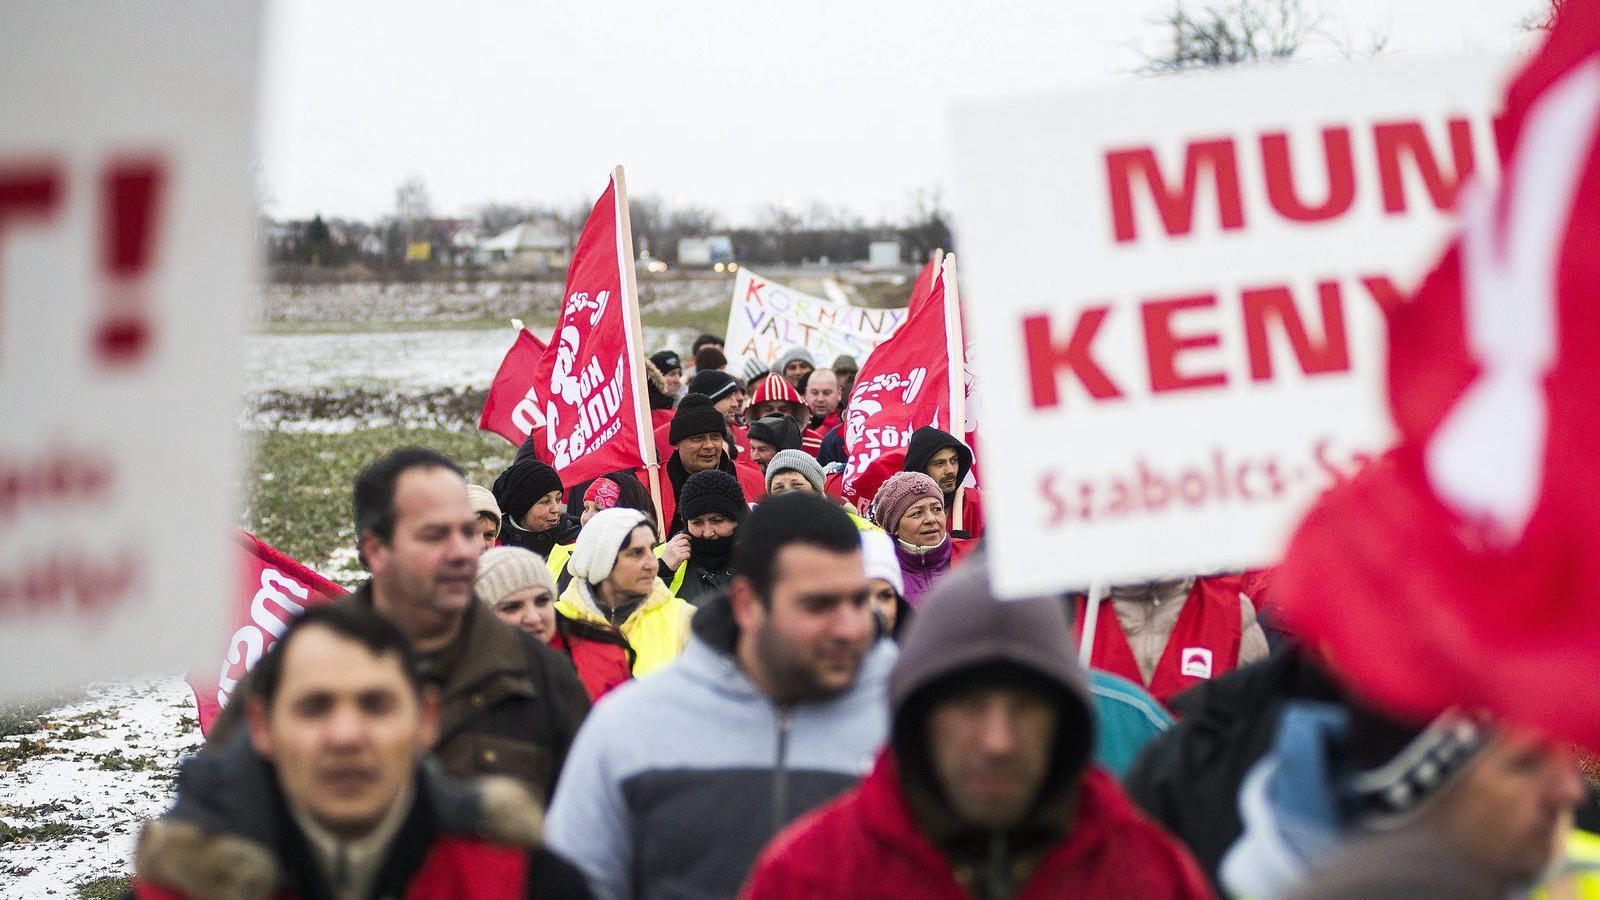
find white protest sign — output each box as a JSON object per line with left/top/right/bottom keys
{"left": 0, "top": 4, "right": 261, "bottom": 697}
{"left": 725, "top": 268, "right": 908, "bottom": 374}
{"left": 950, "top": 55, "right": 1510, "bottom": 597}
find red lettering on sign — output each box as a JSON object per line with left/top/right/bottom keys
{"left": 1023, "top": 308, "right": 1122, "bottom": 409}
{"left": 1260, "top": 127, "right": 1356, "bottom": 222}
{"left": 1106, "top": 140, "right": 1244, "bottom": 243}
{"left": 1359, "top": 274, "right": 1409, "bottom": 315}
{"left": 0, "top": 164, "right": 66, "bottom": 358}
{"left": 1241, "top": 281, "right": 1351, "bottom": 381}
{"left": 1142, "top": 294, "right": 1226, "bottom": 393}
{"left": 99, "top": 159, "right": 166, "bottom": 364}
{"left": 1373, "top": 118, "right": 1476, "bottom": 213}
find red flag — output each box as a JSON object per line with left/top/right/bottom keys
{"left": 529, "top": 172, "right": 655, "bottom": 488}
{"left": 479, "top": 326, "right": 549, "bottom": 446}
{"left": 188, "top": 532, "right": 347, "bottom": 734}
{"left": 1278, "top": 1, "right": 1600, "bottom": 746}
{"left": 906, "top": 251, "right": 942, "bottom": 315}
{"left": 842, "top": 255, "right": 967, "bottom": 510}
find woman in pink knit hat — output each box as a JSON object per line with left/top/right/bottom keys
{"left": 870, "top": 471, "right": 973, "bottom": 607}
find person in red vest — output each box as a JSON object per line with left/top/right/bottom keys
{"left": 132, "top": 604, "right": 593, "bottom": 899}
{"left": 744, "top": 556, "right": 1212, "bottom": 900}
{"left": 477, "top": 546, "right": 633, "bottom": 702}
{"left": 1073, "top": 574, "right": 1269, "bottom": 711}
{"left": 653, "top": 393, "right": 765, "bottom": 535}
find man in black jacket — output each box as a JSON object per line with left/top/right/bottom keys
{"left": 137, "top": 604, "right": 591, "bottom": 899}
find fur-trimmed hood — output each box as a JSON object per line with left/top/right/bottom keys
{"left": 134, "top": 731, "right": 545, "bottom": 900}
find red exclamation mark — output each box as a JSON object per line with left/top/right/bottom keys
{"left": 99, "top": 159, "right": 165, "bottom": 365}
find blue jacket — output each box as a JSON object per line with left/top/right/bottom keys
{"left": 545, "top": 594, "right": 896, "bottom": 900}
{"left": 1089, "top": 669, "right": 1174, "bottom": 779}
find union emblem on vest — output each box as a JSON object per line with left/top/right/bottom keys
{"left": 1180, "top": 647, "right": 1213, "bottom": 679}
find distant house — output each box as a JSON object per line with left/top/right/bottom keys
{"left": 677, "top": 235, "right": 734, "bottom": 269}
{"left": 477, "top": 217, "right": 570, "bottom": 271}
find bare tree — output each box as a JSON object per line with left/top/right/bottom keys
{"left": 1140, "top": 0, "right": 1321, "bottom": 74}
{"left": 474, "top": 202, "right": 533, "bottom": 236}
{"left": 394, "top": 176, "right": 432, "bottom": 244}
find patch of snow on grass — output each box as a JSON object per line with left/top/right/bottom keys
{"left": 0, "top": 677, "right": 200, "bottom": 898}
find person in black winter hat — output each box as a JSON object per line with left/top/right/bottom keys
{"left": 746, "top": 414, "right": 802, "bottom": 472}
{"left": 688, "top": 368, "right": 745, "bottom": 426}
{"left": 667, "top": 469, "right": 748, "bottom": 606}
{"left": 650, "top": 350, "right": 684, "bottom": 397}
{"left": 493, "top": 450, "right": 581, "bottom": 557}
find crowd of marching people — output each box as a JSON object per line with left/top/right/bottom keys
{"left": 126, "top": 334, "right": 1600, "bottom": 900}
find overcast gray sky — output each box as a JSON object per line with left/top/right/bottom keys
{"left": 258, "top": 0, "right": 1540, "bottom": 227}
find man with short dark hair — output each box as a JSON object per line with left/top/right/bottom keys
{"left": 135, "top": 604, "right": 593, "bottom": 899}
{"left": 745, "top": 556, "right": 1212, "bottom": 899}
{"left": 547, "top": 493, "right": 895, "bottom": 900}
{"left": 211, "top": 447, "right": 590, "bottom": 804}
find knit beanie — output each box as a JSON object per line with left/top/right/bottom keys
{"left": 466, "top": 484, "right": 501, "bottom": 524}
{"left": 669, "top": 393, "right": 727, "bottom": 445}
{"left": 766, "top": 449, "right": 824, "bottom": 494}
{"left": 650, "top": 349, "right": 682, "bottom": 375}
{"left": 872, "top": 471, "right": 943, "bottom": 533}
{"left": 748, "top": 372, "right": 804, "bottom": 408}
{"left": 568, "top": 508, "right": 649, "bottom": 585}
{"left": 491, "top": 457, "right": 565, "bottom": 524}
{"left": 860, "top": 530, "right": 904, "bottom": 597}
{"left": 687, "top": 369, "right": 739, "bottom": 402}
{"left": 747, "top": 415, "right": 802, "bottom": 452}
{"left": 772, "top": 346, "right": 815, "bottom": 375}
{"left": 680, "top": 469, "right": 748, "bottom": 523}
{"left": 832, "top": 354, "right": 859, "bottom": 375}
{"left": 475, "top": 546, "right": 556, "bottom": 609}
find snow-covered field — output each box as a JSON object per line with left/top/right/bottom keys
{"left": 0, "top": 678, "right": 201, "bottom": 898}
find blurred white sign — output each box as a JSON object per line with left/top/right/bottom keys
{"left": 950, "top": 55, "right": 1510, "bottom": 597}
{"left": 0, "top": 4, "right": 261, "bottom": 697}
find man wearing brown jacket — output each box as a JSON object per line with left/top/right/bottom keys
{"left": 212, "top": 447, "right": 590, "bottom": 803}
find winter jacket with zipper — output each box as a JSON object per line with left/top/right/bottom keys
{"left": 744, "top": 552, "right": 1209, "bottom": 900}
{"left": 894, "top": 536, "right": 975, "bottom": 608}
{"left": 545, "top": 594, "right": 896, "bottom": 900}
{"left": 742, "top": 754, "right": 1211, "bottom": 900}
{"left": 133, "top": 731, "right": 593, "bottom": 900}
{"left": 555, "top": 576, "right": 693, "bottom": 677}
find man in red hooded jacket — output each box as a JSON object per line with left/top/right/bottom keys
{"left": 743, "top": 555, "right": 1210, "bottom": 900}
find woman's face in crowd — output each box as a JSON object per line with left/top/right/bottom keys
{"left": 867, "top": 578, "right": 899, "bottom": 632}
{"left": 493, "top": 586, "right": 557, "bottom": 644}
{"left": 520, "top": 489, "right": 565, "bottom": 533}
{"left": 687, "top": 512, "right": 738, "bottom": 540}
{"left": 896, "top": 497, "right": 947, "bottom": 548}
{"left": 581, "top": 500, "right": 607, "bottom": 526}
{"left": 768, "top": 471, "right": 814, "bottom": 496}
{"left": 474, "top": 514, "right": 499, "bottom": 552}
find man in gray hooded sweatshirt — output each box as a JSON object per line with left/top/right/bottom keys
{"left": 545, "top": 493, "right": 896, "bottom": 900}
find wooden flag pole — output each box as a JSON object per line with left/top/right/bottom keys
{"left": 612, "top": 164, "right": 666, "bottom": 534}
{"left": 943, "top": 253, "right": 967, "bottom": 534}
{"left": 1077, "top": 581, "right": 1106, "bottom": 667}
